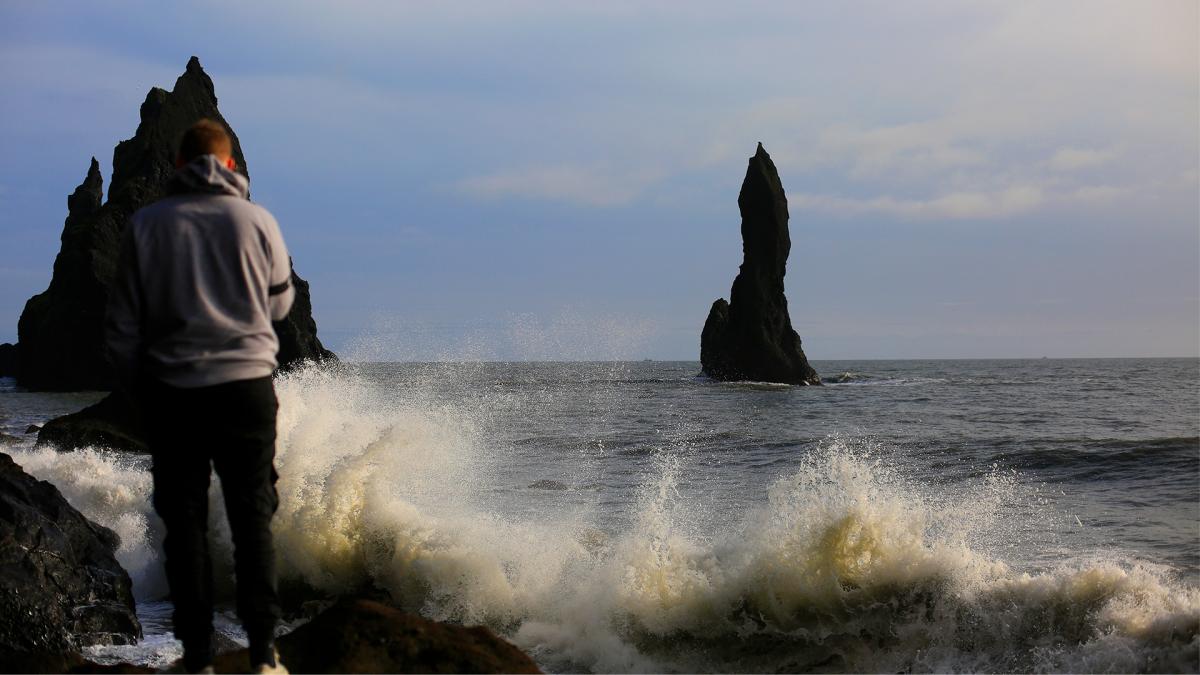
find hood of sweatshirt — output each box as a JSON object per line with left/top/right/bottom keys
{"left": 167, "top": 154, "right": 250, "bottom": 199}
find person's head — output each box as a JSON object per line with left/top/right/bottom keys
{"left": 176, "top": 119, "right": 236, "bottom": 170}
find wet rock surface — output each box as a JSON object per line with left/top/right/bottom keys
{"left": 700, "top": 143, "right": 820, "bottom": 385}
{"left": 36, "top": 390, "right": 147, "bottom": 454}
{"left": 0, "top": 452, "right": 140, "bottom": 670}
{"left": 72, "top": 598, "right": 541, "bottom": 675}
{"left": 251, "top": 598, "right": 541, "bottom": 674}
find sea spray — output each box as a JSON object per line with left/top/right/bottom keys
{"left": 9, "top": 446, "right": 165, "bottom": 599}
{"left": 9, "top": 362, "right": 1198, "bottom": 672}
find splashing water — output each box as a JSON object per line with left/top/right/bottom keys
{"left": 9, "top": 363, "right": 1199, "bottom": 672}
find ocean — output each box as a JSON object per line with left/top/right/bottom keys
{"left": 1, "top": 358, "right": 1197, "bottom": 672}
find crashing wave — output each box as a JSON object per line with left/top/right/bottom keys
{"left": 11, "top": 364, "right": 1198, "bottom": 673}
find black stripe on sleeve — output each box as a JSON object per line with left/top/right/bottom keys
{"left": 268, "top": 279, "right": 291, "bottom": 296}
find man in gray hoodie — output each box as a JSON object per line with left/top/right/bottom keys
{"left": 106, "top": 119, "right": 293, "bottom": 674}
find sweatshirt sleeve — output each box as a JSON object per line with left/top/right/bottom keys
{"left": 105, "top": 224, "right": 144, "bottom": 388}
{"left": 263, "top": 212, "right": 295, "bottom": 321}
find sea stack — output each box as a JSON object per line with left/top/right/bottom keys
{"left": 15, "top": 56, "right": 332, "bottom": 392}
{"left": 0, "top": 343, "right": 16, "bottom": 378}
{"left": 700, "top": 143, "right": 820, "bottom": 385}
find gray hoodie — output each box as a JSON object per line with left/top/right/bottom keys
{"left": 106, "top": 154, "right": 295, "bottom": 388}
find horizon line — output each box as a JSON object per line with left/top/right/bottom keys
{"left": 333, "top": 356, "right": 1199, "bottom": 364}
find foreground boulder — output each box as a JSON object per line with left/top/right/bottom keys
{"left": 0, "top": 452, "right": 140, "bottom": 671}
{"left": 16, "top": 56, "right": 333, "bottom": 393}
{"left": 214, "top": 598, "right": 540, "bottom": 674}
{"left": 700, "top": 143, "right": 820, "bottom": 385}
{"left": 71, "top": 598, "right": 541, "bottom": 674}
{"left": 36, "top": 391, "right": 147, "bottom": 454}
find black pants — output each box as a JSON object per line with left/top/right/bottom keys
{"left": 143, "top": 376, "right": 281, "bottom": 661}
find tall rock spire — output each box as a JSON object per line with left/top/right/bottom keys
{"left": 700, "top": 143, "right": 820, "bottom": 385}
{"left": 16, "top": 57, "right": 332, "bottom": 391}
{"left": 109, "top": 56, "right": 247, "bottom": 206}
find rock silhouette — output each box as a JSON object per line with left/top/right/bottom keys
{"left": 0, "top": 343, "right": 16, "bottom": 378}
{"left": 36, "top": 390, "right": 147, "bottom": 454}
{"left": 11, "top": 57, "right": 335, "bottom": 452}
{"left": 700, "top": 143, "right": 820, "bottom": 385}
{"left": 16, "top": 56, "right": 332, "bottom": 392}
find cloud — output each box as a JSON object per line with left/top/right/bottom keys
{"left": 810, "top": 121, "right": 988, "bottom": 178}
{"left": 791, "top": 185, "right": 1045, "bottom": 220}
{"left": 790, "top": 176, "right": 1154, "bottom": 221}
{"left": 457, "top": 164, "right": 663, "bottom": 207}
{"left": 981, "top": 0, "right": 1197, "bottom": 80}
{"left": 1047, "top": 147, "right": 1119, "bottom": 171}
{"left": 1063, "top": 184, "right": 1127, "bottom": 204}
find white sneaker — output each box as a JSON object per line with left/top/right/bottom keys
{"left": 253, "top": 647, "right": 289, "bottom": 674}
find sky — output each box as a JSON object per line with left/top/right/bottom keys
{"left": 0, "top": 1, "right": 1196, "bottom": 360}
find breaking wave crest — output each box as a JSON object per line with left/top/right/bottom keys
{"left": 11, "top": 364, "right": 1199, "bottom": 672}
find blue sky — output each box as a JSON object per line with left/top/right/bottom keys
{"left": 1, "top": 1, "right": 1196, "bottom": 360}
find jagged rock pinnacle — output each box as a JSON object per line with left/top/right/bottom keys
{"left": 16, "top": 57, "right": 332, "bottom": 393}
{"left": 66, "top": 158, "right": 103, "bottom": 218}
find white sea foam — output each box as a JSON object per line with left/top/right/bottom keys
{"left": 10, "top": 446, "right": 165, "bottom": 598}
{"left": 11, "top": 363, "right": 1199, "bottom": 672}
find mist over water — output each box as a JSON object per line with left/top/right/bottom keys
{"left": 3, "top": 358, "right": 1198, "bottom": 672}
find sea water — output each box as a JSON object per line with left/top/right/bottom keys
{"left": 1, "top": 358, "right": 1197, "bottom": 672}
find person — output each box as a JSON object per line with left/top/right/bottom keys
{"left": 105, "top": 119, "right": 294, "bottom": 674}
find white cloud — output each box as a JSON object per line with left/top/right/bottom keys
{"left": 796, "top": 183, "right": 1041, "bottom": 220}
{"left": 791, "top": 185, "right": 1044, "bottom": 220}
{"left": 1047, "top": 147, "right": 1119, "bottom": 171}
{"left": 1063, "top": 184, "right": 1127, "bottom": 204}
{"left": 809, "top": 121, "right": 989, "bottom": 177}
{"left": 788, "top": 177, "right": 1162, "bottom": 221}
{"left": 981, "top": 0, "right": 1197, "bottom": 80}
{"left": 457, "top": 164, "right": 663, "bottom": 207}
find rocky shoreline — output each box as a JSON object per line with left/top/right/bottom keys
{"left": 61, "top": 598, "right": 541, "bottom": 674}
{"left": 0, "top": 444, "right": 543, "bottom": 674}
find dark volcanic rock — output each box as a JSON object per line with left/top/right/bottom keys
{"left": 0, "top": 452, "right": 140, "bottom": 669}
{"left": 209, "top": 598, "right": 541, "bottom": 674}
{"left": 16, "top": 56, "right": 333, "bottom": 392}
{"left": 700, "top": 143, "right": 820, "bottom": 385}
{"left": 36, "top": 391, "right": 147, "bottom": 454}
{"left": 275, "top": 266, "right": 336, "bottom": 369}
{"left": 16, "top": 158, "right": 108, "bottom": 391}
{"left": 0, "top": 343, "right": 17, "bottom": 378}
{"left": 23, "top": 57, "right": 336, "bottom": 452}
